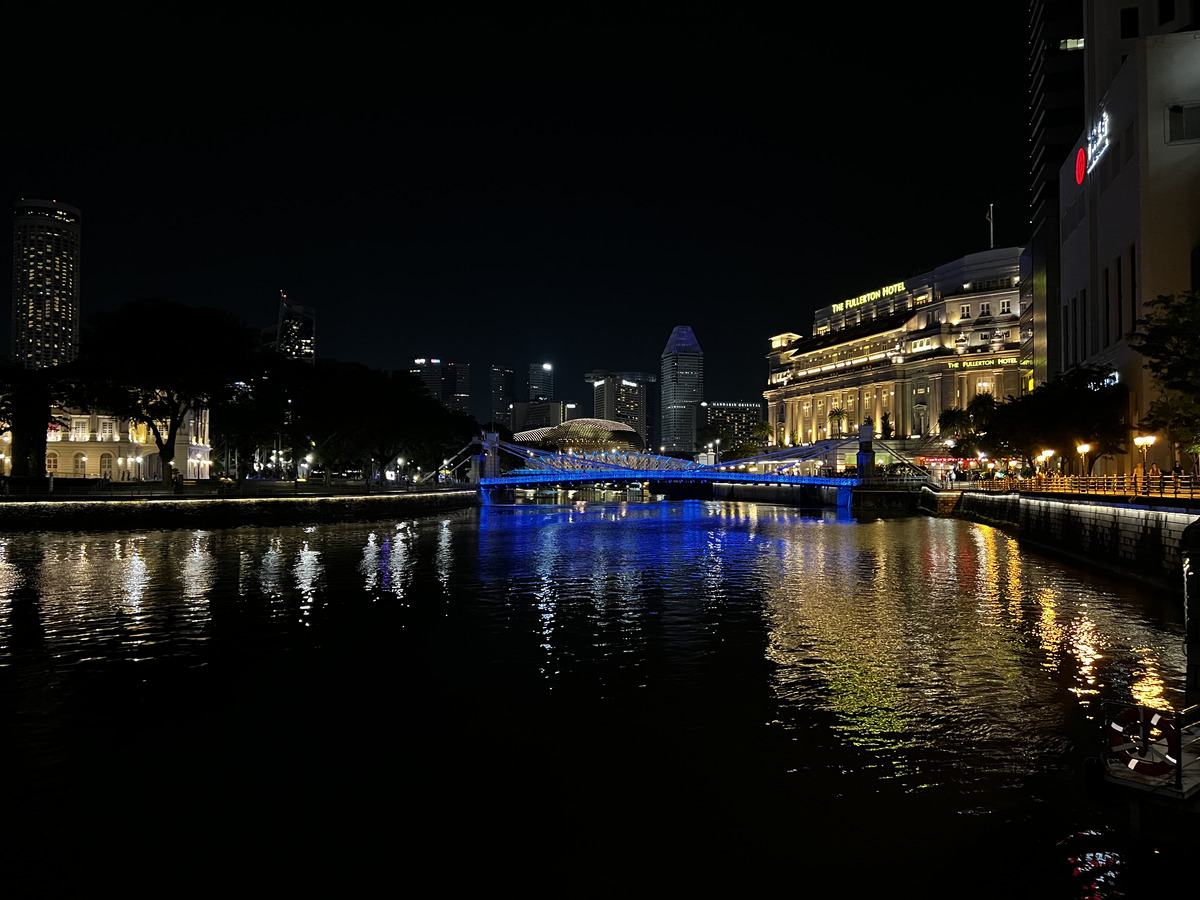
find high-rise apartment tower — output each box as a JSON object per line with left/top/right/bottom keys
{"left": 11, "top": 199, "right": 81, "bottom": 368}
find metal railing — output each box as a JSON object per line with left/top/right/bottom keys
{"left": 964, "top": 474, "right": 1198, "bottom": 500}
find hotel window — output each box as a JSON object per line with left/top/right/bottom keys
{"left": 1000, "top": 299, "right": 1011, "bottom": 315}
{"left": 99, "top": 419, "right": 116, "bottom": 441}
{"left": 979, "top": 302, "right": 991, "bottom": 316}
{"left": 71, "top": 419, "right": 89, "bottom": 442}
{"left": 960, "top": 304, "right": 971, "bottom": 319}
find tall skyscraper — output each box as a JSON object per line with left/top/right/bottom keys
{"left": 1024, "top": 0, "right": 1085, "bottom": 390}
{"left": 276, "top": 291, "right": 316, "bottom": 363}
{"left": 410, "top": 358, "right": 471, "bottom": 415}
{"left": 659, "top": 325, "right": 704, "bottom": 453}
{"left": 11, "top": 199, "right": 81, "bottom": 368}
{"left": 490, "top": 364, "right": 517, "bottom": 426}
{"left": 585, "top": 370, "right": 656, "bottom": 444}
{"left": 528, "top": 362, "right": 554, "bottom": 401}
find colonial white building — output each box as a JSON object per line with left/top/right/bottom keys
{"left": 22, "top": 408, "right": 213, "bottom": 481}
{"left": 765, "top": 249, "right": 1023, "bottom": 449}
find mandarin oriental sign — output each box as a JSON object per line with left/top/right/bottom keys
{"left": 832, "top": 281, "right": 906, "bottom": 314}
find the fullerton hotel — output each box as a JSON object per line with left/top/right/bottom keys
{"left": 764, "top": 248, "right": 1024, "bottom": 451}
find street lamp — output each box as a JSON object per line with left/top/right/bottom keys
{"left": 1134, "top": 435, "right": 1156, "bottom": 492}
{"left": 1077, "top": 443, "right": 1091, "bottom": 477}
{"left": 1039, "top": 449, "right": 1055, "bottom": 476}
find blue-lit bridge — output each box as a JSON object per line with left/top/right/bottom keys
{"left": 476, "top": 435, "right": 882, "bottom": 505}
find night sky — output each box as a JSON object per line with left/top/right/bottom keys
{"left": 5, "top": 8, "right": 1028, "bottom": 423}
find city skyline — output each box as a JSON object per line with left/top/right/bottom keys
{"left": 3, "top": 7, "right": 1028, "bottom": 422}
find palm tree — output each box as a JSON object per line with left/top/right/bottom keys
{"left": 966, "top": 392, "right": 997, "bottom": 432}
{"left": 827, "top": 407, "right": 847, "bottom": 437}
{"left": 937, "top": 406, "right": 972, "bottom": 437}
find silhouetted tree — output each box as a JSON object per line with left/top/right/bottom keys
{"left": 75, "top": 299, "right": 259, "bottom": 486}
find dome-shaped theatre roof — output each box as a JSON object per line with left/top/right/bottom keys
{"left": 514, "top": 418, "right": 645, "bottom": 451}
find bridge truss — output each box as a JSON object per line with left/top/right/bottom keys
{"left": 480, "top": 436, "right": 859, "bottom": 487}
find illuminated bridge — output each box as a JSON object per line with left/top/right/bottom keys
{"left": 478, "top": 435, "right": 866, "bottom": 505}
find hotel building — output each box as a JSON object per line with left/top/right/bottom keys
{"left": 764, "top": 249, "right": 1023, "bottom": 449}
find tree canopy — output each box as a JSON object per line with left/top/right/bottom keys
{"left": 1129, "top": 291, "right": 1200, "bottom": 470}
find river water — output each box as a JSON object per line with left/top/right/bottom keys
{"left": 0, "top": 500, "right": 1193, "bottom": 891}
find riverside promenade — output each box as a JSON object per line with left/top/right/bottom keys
{"left": 0, "top": 480, "right": 480, "bottom": 532}
{"left": 925, "top": 480, "right": 1200, "bottom": 590}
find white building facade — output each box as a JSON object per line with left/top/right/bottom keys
{"left": 26, "top": 408, "right": 213, "bottom": 481}
{"left": 765, "top": 249, "right": 1024, "bottom": 448}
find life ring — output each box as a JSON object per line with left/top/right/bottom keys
{"left": 1108, "top": 707, "right": 1179, "bottom": 776}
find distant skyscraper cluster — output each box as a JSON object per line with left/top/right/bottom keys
{"left": 11, "top": 199, "right": 81, "bottom": 369}
{"left": 276, "top": 292, "right": 316, "bottom": 363}
{"left": 585, "top": 370, "right": 656, "bottom": 445}
{"left": 410, "top": 357, "right": 471, "bottom": 415}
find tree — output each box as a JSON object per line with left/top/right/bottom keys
{"left": 1130, "top": 290, "right": 1200, "bottom": 469}
{"left": 984, "top": 365, "right": 1128, "bottom": 473}
{"left": 827, "top": 407, "right": 847, "bottom": 437}
{"left": 0, "top": 363, "right": 67, "bottom": 479}
{"left": 75, "top": 299, "right": 259, "bottom": 487}
{"left": 879, "top": 411, "right": 894, "bottom": 440}
{"left": 750, "top": 420, "right": 773, "bottom": 446}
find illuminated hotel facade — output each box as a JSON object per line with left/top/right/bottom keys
{"left": 764, "top": 249, "right": 1023, "bottom": 449}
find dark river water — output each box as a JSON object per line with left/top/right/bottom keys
{"left": 0, "top": 500, "right": 1194, "bottom": 891}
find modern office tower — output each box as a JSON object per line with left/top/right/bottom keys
{"left": 11, "top": 199, "right": 81, "bottom": 368}
{"left": 490, "top": 364, "right": 517, "bottom": 425}
{"left": 528, "top": 362, "right": 554, "bottom": 400}
{"left": 659, "top": 325, "right": 704, "bottom": 453}
{"left": 1024, "top": 0, "right": 1086, "bottom": 390}
{"left": 511, "top": 399, "right": 574, "bottom": 432}
{"left": 410, "top": 358, "right": 471, "bottom": 415}
{"left": 1057, "top": 3, "right": 1199, "bottom": 473}
{"left": 275, "top": 291, "right": 316, "bottom": 363}
{"left": 585, "top": 370, "right": 654, "bottom": 443}
{"left": 699, "top": 400, "right": 766, "bottom": 448}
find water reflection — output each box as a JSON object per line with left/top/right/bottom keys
{"left": 0, "top": 503, "right": 1188, "bottom": 891}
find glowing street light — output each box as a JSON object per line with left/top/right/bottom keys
{"left": 1077, "top": 443, "right": 1091, "bottom": 476}
{"left": 1038, "top": 449, "right": 1055, "bottom": 475}
{"left": 1134, "top": 435, "right": 1156, "bottom": 492}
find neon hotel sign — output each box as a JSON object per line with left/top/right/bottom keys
{"left": 832, "top": 281, "right": 906, "bottom": 314}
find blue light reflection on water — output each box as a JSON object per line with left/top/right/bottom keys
{"left": 0, "top": 502, "right": 1190, "bottom": 891}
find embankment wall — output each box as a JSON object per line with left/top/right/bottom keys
{"left": 925, "top": 488, "right": 1198, "bottom": 589}
{"left": 0, "top": 490, "right": 480, "bottom": 533}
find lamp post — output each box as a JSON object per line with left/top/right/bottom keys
{"left": 1040, "top": 449, "right": 1055, "bottom": 476}
{"left": 1077, "top": 443, "right": 1090, "bottom": 479}
{"left": 1134, "top": 435, "right": 1156, "bottom": 492}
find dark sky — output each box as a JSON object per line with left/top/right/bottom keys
{"left": 5, "top": 8, "right": 1029, "bottom": 423}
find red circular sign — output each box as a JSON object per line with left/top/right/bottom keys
{"left": 1075, "top": 147, "right": 1087, "bottom": 184}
